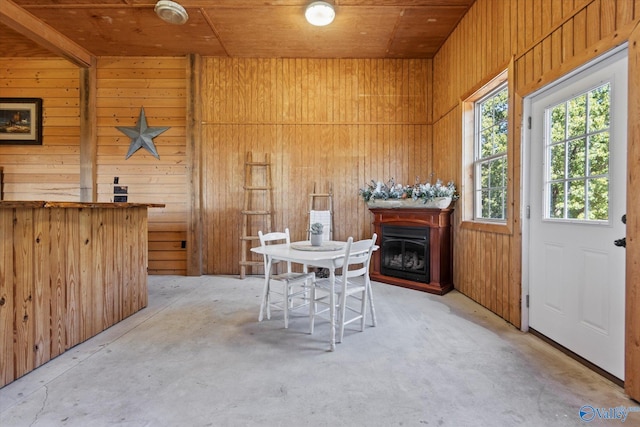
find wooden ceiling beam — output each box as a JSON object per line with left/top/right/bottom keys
{"left": 0, "top": 0, "right": 93, "bottom": 68}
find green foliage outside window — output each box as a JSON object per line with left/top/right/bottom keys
{"left": 475, "top": 86, "right": 508, "bottom": 220}
{"left": 547, "top": 83, "right": 610, "bottom": 221}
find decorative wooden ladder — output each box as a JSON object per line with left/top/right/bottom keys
{"left": 307, "top": 183, "right": 333, "bottom": 278}
{"left": 239, "top": 152, "right": 273, "bottom": 279}
{"left": 307, "top": 182, "right": 333, "bottom": 240}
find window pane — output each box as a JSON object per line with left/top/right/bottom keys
{"left": 568, "top": 94, "right": 587, "bottom": 138}
{"left": 480, "top": 158, "right": 503, "bottom": 189}
{"left": 549, "top": 182, "right": 565, "bottom": 218}
{"left": 480, "top": 161, "right": 491, "bottom": 187}
{"left": 588, "top": 83, "right": 610, "bottom": 133}
{"left": 488, "top": 159, "right": 500, "bottom": 187}
{"left": 490, "top": 189, "right": 506, "bottom": 219}
{"left": 491, "top": 157, "right": 505, "bottom": 188}
{"left": 550, "top": 143, "right": 565, "bottom": 180}
{"left": 550, "top": 104, "right": 566, "bottom": 143}
{"left": 494, "top": 90, "right": 508, "bottom": 122}
{"left": 481, "top": 129, "right": 493, "bottom": 157}
{"left": 481, "top": 101, "right": 493, "bottom": 130}
{"left": 568, "top": 138, "right": 586, "bottom": 178}
{"left": 587, "top": 178, "right": 609, "bottom": 220}
{"left": 568, "top": 180, "right": 585, "bottom": 219}
{"left": 481, "top": 190, "right": 491, "bottom": 217}
{"left": 497, "top": 156, "right": 507, "bottom": 186}
{"left": 495, "top": 122, "right": 508, "bottom": 154}
{"left": 588, "top": 133, "right": 609, "bottom": 176}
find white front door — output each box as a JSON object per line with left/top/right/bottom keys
{"left": 527, "top": 48, "right": 627, "bottom": 380}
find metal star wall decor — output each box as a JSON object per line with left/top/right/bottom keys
{"left": 116, "top": 107, "right": 169, "bottom": 159}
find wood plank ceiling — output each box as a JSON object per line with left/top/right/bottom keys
{"left": 1, "top": 0, "right": 475, "bottom": 59}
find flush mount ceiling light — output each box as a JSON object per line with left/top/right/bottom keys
{"left": 305, "top": 1, "right": 335, "bottom": 26}
{"left": 154, "top": 0, "right": 189, "bottom": 25}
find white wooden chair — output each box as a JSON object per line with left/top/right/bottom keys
{"left": 258, "top": 229, "right": 316, "bottom": 328}
{"left": 309, "top": 233, "right": 377, "bottom": 342}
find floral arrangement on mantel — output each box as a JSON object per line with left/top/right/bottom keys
{"left": 359, "top": 178, "right": 459, "bottom": 207}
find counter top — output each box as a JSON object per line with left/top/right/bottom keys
{"left": 0, "top": 201, "right": 165, "bottom": 208}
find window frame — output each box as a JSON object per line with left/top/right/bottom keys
{"left": 461, "top": 65, "right": 514, "bottom": 235}
{"left": 474, "top": 83, "right": 509, "bottom": 221}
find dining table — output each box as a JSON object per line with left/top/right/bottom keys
{"left": 251, "top": 240, "right": 377, "bottom": 351}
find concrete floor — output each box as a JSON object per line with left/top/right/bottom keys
{"left": 0, "top": 275, "right": 636, "bottom": 427}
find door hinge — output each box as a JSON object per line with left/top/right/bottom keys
{"left": 526, "top": 205, "right": 530, "bottom": 219}
{"left": 528, "top": 116, "right": 532, "bottom": 129}
{"left": 526, "top": 294, "right": 530, "bottom": 308}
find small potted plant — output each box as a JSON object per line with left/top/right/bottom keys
{"left": 309, "top": 222, "right": 324, "bottom": 246}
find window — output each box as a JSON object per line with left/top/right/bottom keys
{"left": 545, "top": 83, "right": 611, "bottom": 222}
{"left": 461, "top": 68, "right": 511, "bottom": 232}
{"left": 474, "top": 84, "right": 508, "bottom": 221}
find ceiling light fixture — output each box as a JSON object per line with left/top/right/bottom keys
{"left": 305, "top": 1, "right": 335, "bottom": 27}
{"left": 154, "top": 0, "right": 189, "bottom": 25}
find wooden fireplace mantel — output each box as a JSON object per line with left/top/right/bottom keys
{"left": 369, "top": 207, "right": 454, "bottom": 295}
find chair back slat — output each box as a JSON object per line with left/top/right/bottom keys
{"left": 259, "top": 231, "right": 288, "bottom": 245}
{"left": 340, "top": 233, "right": 377, "bottom": 280}
{"left": 258, "top": 228, "right": 293, "bottom": 273}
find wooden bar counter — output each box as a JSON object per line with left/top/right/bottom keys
{"left": 0, "top": 201, "right": 163, "bottom": 387}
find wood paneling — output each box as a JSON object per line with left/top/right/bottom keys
{"left": 0, "top": 0, "right": 93, "bottom": 67}
{"left": 95, "top": 57, "right": 188, "bottom": 275}
{"left": 200, "top": 58, "right": 432, "bottom": 275}
{"left": 433, "top": 0, "right": 640, "bottom": 399}
{"left": 626, "top": 21, "right": 640, "bottom": 404}
{"left": 434, "top": 0, "right": 639, "bottom": 322}
{"left": 2, "top": 0, "right": 638, "bottom": 400}
{"left": 0, "top": 57, "right": 188, "bottom": 275}
{"left": 2, "top": 1, "right": 475, "bottom": 59}
{"left": 0, "top": 58, "right": 80, "bottom": 201}
{"left": 0, "top": 203, "right": 150, "bottom": 387}
{"left": 186, "top": 54, "right": 202, "bottom": 276}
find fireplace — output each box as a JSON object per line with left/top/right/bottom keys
{"left": 381, "top": 225, "right": 430, "bottom": 283}
{"left": 369, "top": 207, "right": 453, "bottom": 295}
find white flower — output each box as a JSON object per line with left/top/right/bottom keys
{"left": 374, "top": 181, "right": 383, "bottom": 194}
{"left": 359, "top": 177, "right": 458, "bottom": 203}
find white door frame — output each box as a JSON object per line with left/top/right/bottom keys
{"left": 521, "top": 43, "right": 628, "bottom": 332}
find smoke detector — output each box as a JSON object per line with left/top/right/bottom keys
{"left": 154, "top": 0, "right": 189, "bottom": 25}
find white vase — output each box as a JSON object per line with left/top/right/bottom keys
{"left": 310, "top": 233, "right": 323, "bottom": 246}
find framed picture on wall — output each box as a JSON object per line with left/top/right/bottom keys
{"left": 0, "top": 98, "right": 43, "bottom": 145}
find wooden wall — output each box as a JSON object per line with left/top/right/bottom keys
{"left": 2, "top": 0, "right": 639, "bottom": 398}
{"left": 433, "top": 0, "right": 640, "bottom": 326}
{"left": 95, "top": 57, "right": 188, "bottom": 275}
{"left": 433, "top": 0, "right": 640, "bottom": 398}
{"left": 625, "top": 21, "right": 640, "bottom": 405}
{"left": 0, "top": 57, "right": 432, "bottom": 276}
{"left": 199, "top": 58, "right": 432, "bottom": 275}
{"left": 0, "top": 59, "right": 81, "bottom": 200}
{"left": 0, "top": 57, "right": 189, "bottom": 275}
